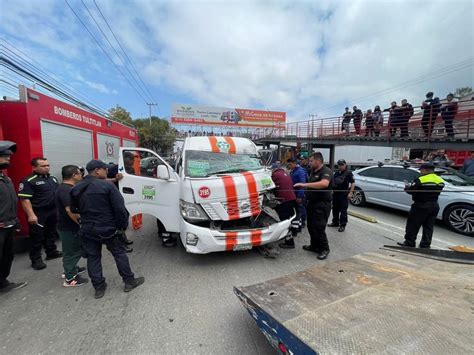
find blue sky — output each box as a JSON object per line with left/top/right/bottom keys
{"left": 1, "top": 0, "right": 473, "bottom": 123}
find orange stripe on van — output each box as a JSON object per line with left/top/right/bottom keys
{"left": 242, "top": 172, "right": 261, "bottom": 216}
{"left": 250, "top": 230, "right": 263, "bottom": 246}
{"left": 224, "top": 137, "right": 237, "bottom": 154}
{"left": 225, "top": 232, "right": 238, "bottom": 251}
{"left": 208, "top": 136, "right": 219, "bottom": 153}
{"left": 222, "top": 175, "right": 240, "bottom": 220}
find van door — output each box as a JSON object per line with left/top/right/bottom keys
{"left": 118, "top": 147, "right": 180, "bottom": 233}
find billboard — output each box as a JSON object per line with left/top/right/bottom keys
{"left": 171, "top": 104, "right": 286, "bottom": 128}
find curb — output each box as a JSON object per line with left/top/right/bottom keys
{"left": 348, "top": 210, "right": 377, "bottom": 223}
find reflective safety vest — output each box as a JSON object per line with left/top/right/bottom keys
{"left": 408, "top": 173, "right": 445, "bottom": 203}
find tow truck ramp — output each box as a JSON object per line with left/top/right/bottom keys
{"left": 235, "top": 248, "right": 474, "bottom": 354}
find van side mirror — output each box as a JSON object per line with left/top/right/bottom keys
{"left": 157, "top": 165, "right": 170, "bottom": 180}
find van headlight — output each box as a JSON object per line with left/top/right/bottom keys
{"left": 180, "top": 200, "right": 209, "bottom": 221}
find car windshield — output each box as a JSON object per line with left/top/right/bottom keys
{"left": 435, "top": 168, "right": 474, "bottom": 186}
{"left": 184, "top": 150, "right": 263, "bottom": 177}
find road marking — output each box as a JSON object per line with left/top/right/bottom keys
{"left": 376, "top": 219, "right": 453, "bottom": 245}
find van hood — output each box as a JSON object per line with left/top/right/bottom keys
{"left": 187, "top": 170, "right": 275, "bottom": 221}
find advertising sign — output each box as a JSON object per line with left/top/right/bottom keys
{"left": 171, "top": 104, "right": 286, "bottom": 128}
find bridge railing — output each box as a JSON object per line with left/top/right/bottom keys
{"left": 253, "top": 98, "right": 474, "bottom": 141}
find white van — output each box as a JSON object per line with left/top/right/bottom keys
{"left": 119, "top": 136, "right": 293, "bottom": 254}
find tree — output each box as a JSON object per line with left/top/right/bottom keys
{"left": 453, "top": 87, "right": 473, "bottom": 98}
{"left": 134, "top": 117, "right": 177, "bottom": 155}
{"left": 108, "top": 105, "right": 133, "bottom": 124}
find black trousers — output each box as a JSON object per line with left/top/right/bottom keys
{"left": 404, "top": 202, "right": 439, "bottom": 247}
{"left": 332, "top": 193, "right": 349, "bottom": 226}
{"left": 421, "top": 116, "right": 436, "bottom": 137}
{"left": 81, "top": 233, "right": 134, "bottom": 290}
{"left": 0, "top": 228, "right": 15, "bottom": 286}
{"left": 443, "top": 117, "right": 454, "bottom": 137}
{"left": 306, "top": 201, "right": 331, "bottom": 252}
{"left": 399, "top": 118, "right": 409, "bottom": 137}
{"left": 29, "top": 209, "right": 59, "bottom": 261}
{"left": 276, "top": 200, "right": 298, "bottom": 240}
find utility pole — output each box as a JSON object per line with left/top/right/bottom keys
{"left": 146, "top": 103, "right": 158, "bottom": 125}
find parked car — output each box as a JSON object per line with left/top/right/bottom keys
{"left": 350, "top": 164, "right": 474, "bottom": 236}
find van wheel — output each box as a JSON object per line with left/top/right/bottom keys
{"left": 443, "top": 204, "right": 474, "bottom": 236}
{"left": 350, "top": 188, "right": 366, "bottom": 207}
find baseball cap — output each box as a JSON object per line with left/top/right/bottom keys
{"left": 86, "top": 159, "right": 109, "bottom": 172}
{"left": 0, "top": 141, "right": 17, "bottom": 155}
{"left": 420, "top": 162, "right": 435, "bottom": 170}
{"left": 337, "top": 159, "right": 347, "bottom": 165}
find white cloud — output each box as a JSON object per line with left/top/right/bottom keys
{"left": 75, "top": 74, "right": 117, "bottom": 94}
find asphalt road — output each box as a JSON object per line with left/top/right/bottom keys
{"left": 1, "top": 204, "right": 472, "bottom": 354}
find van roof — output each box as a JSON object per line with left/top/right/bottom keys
{"left": 183, "top": 136, "right": 257, "bottom": 155}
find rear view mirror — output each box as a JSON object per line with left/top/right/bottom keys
{"left": 157, "top": 165, "right": 170, "bottom": 180}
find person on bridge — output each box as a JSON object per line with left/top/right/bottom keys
{"left": 0, "top": 141, "right": 27, "bottom": 294}
{"left": 294, "top": 152, "right": 333, "bottom": 260}
{"left": 373, "top": 105, "right": 384, "bottom": 136}
{"left": 341, "top": 107, "right": 352, "bottom": 135}
{"left": 386, "top": 101, "right": 402, "bottom": 137}
{"left": 398, "top": 163, "right": 445, "bottom": 249}
{"left": 352, "top": 106, "right": 363, "bottom": 136}
{"left": 364, "top": 109, "right": 375, "bottom": 137}
{"left": 440, "top": 93, "right": 458, "bottom": 138}
{"left": 287, "top": 158, "right": 307, "bottom": 230}
{"left": 400, "top": 99, "right": 414, "bottom": 138}
{"left": 421, "top": 92, "right": 441, "bottom": 137}
{"left": 328, "top": 160, "right": 355, "bottom": 232}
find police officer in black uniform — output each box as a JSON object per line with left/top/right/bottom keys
{"left": 328, "top": 160, "right": 355, "bottom": 232}
{"left": 294, "top": 152, "right": 333, "bottom": 260}
{"left": 19, "top": 157, "right": 62, "bottom": 270}
{"left": 398, "top": 163, "right": 445, "bottom": 248}
{"left": 71, "top": 159, "right": 144, "bottom": 299}
{"left": 0, "top": 141, "right": 27, "bottom": 293}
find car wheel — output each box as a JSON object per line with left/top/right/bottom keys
{"left": 444, "top": 204, "right": 474, "bottom": 237}
{"left": 350, "top": 188, "right": 366, "bottom": 207}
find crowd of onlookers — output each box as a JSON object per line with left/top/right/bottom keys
{"left": 341, "top": 91, "right": 464, "bottom": 138}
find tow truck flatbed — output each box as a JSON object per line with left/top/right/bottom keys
{"left": 234, "top": 248, "right": 474, "bottom": 354}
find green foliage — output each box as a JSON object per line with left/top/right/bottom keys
{"left": 453, "top": 87, "right": 473, "bottom": 98}
{"left": 134, "top": 116, "right": 177, "bottom": 155}
{"left": 108, "top": 105, "right": 133, "bottom": 124}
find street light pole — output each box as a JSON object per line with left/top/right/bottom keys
{"left": 146, "top": 103, "right": 158, "bottom": 125}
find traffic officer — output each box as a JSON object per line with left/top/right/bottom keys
{"left": 294, "top": 152, "right": 333, "bottom": 260}
{"left": 328, "top": 160, "right": 355, "bottom": 232}
{"left": 0, "top": 141, "right": 27, "bottom": 293}
{"left": 398, "top": 163, "right": 445, "bottom": 248}
{"left": 70, "top": 159, "right": 144, "bottom": 299}
{"left": 19, "top": 157, "right": 62, "bottom": 270}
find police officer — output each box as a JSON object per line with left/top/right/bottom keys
{"left": 398, "top": 163, "right": 445, "bottom": 248}
{"left": 328, "top": 160, "right": 355, "bottom": 232}
{"left": 19, "top": 157, "right": 62, "bottom": 270}
{"left": 0, "top": 141, "right": 27, "bottom": 293}
{"left": 294, "top": 152, "right": 333, "bottom": 260}
{"left": 71, "top": 159, "right": 144, "bottom": 299}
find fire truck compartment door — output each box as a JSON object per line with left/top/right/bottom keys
{"left": 118, "top": 147, "right": 180, "bottom": 233}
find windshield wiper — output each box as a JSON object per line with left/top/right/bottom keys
{"left": 206, "top": 168, "right": 248, "bottom": 177}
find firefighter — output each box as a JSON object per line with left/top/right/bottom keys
{"left": 19, "top": 157, "right": 62, "bottom": 270}
{"left": 70, "top": 159, "right": 144, "bottom": 299}
{"left": 294, "top": 152, "right": 333, "bottom": 260}
{"left": 0, "top": 141, "right": 27, "bottom": 293}
{"left": 398, "top": 163, "right": 445, "bottom": 248}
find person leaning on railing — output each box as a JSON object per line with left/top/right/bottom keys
{"left": 440, "top": 93, "right": 458, "bottom": 138}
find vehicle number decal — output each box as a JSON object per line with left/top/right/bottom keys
{"left": 198, "top": 186, "right": 211, "bottom": 199}
{"left": 142, "top": 185, "right": 156, "bottom": 200}
{"left": 261, "top": 177, "right": 273, "bottom": 189}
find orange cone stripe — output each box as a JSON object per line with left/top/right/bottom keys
{"left": 224, "top": 137, "right": 237, "bottom": 154}
{"left": 250, "top": 230, "right": 263, "bottom": 246}
{"left": 222, "top": 175, "right": 240, "bottom": 220}
{"left": 225, "top": 231, "right": 238, "bottom": 251}
{"left": 208, "top": 136, "right": 220, "bottom": 153}
{"left": 242, "top": 172, "right": 260, "bottom": 216}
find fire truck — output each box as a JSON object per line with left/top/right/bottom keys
{"left": 0, "top": 86, "right": 138, "bottom": 237}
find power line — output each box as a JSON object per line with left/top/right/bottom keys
{"left": 93, "top": 0, "right": 159, "bottom": 110}
{"left": 65, "top": 0, "right": 149, "bottom": 104}
{"left": 80, "top": 0, "right": 153, "bottom": 103}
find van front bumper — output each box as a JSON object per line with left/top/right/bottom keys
{"left": 180, "top": 217, "right": 293, "bottom": 254}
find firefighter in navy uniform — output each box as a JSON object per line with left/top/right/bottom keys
{"left": 0, "top": 141, "right": 27, "bottom": 293}
{"left": 19, "top": 157, "right": 62, "bottom": 270}
{"left": 294, "top": 152, "right": 333, "bottom": 260}
{"left": 398, "top": 163, "right": 445, "bottom": 248}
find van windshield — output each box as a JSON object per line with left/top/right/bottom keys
{"left": 185, "top": 151, "right": 263, "bottom": 177}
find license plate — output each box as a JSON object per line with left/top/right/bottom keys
{"left": 233, "top": 243, "right": 253, "bottom": 251}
